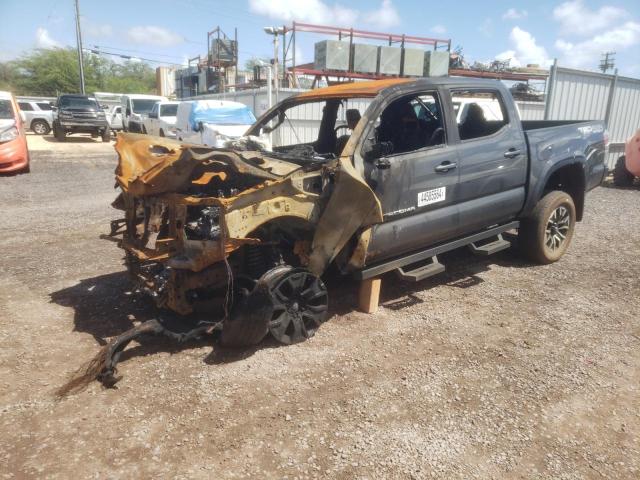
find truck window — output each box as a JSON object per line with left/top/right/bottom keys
{"left": 18, "top": 102, "right": 33, "bottom": 111}
{"left": 451, "top": 90, "right": 508, "bottom": 141}
{"left": 373, "top": 92, "right": 445, "bottom": 155}
{"left": 160, "top": 104, "right": 178, "bottom": 117}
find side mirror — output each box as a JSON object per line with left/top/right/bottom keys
{"left": 195, "top": 121, "right": 204, "bottom": 132}
{"left": 126, "top": 108, "right": 131, "bottom": 116}
{"left": 362, "top": 136, "right": 394, "bottom": 163}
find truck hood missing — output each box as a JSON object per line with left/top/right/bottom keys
{"left": 113, "top": 133, "right": 382, "bottom": 285}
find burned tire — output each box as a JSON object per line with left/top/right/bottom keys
{"left": 220, "top": 265, "right": 329, "bottom": 347}
{"left": 519, "top": 191, "right": 576, "bottom": 264}
{"left": 613, "top": 156, "right": 634, "bottom": 187}
{"left": 31, "top": 119, "right": 50, "bottom": 135}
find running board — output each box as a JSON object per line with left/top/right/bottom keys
{"left": 468, "top": 234, "right": 511, "bottom": 256}
{"left": 396, "top": 255, "right": 445, "bottom": 282}
{"left": 356, "top": 221, "right": 519, "bottom": 281}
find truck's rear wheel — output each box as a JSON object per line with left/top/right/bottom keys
{"left": 613, "top": 156, "right": 634, "bottom": 187}
{"left": 519, "top": 191, "right": 576, "bottom": 264}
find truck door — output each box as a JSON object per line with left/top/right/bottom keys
{"left": 364, "top": 90, "right": 461, "bottom": 262}
{"left": 451, "top": 88, "right": 527, "bottom": 233}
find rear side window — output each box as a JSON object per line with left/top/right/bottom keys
{"left": 160, "top": 104, "right": 178, "bottom": 117}
{"left": 451, "top": 90, "right": 508, "bottom": 141}
{"left": 18, "top": 102, "right": 34, "bottom": 111}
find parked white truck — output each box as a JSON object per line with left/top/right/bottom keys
{"left": 174, "top": 100, "right": 256, "bottom": 147}
{"left": 121, "top": 94, "right": 167, "bottom": 133}
{"left": 142, "top": 101, "right": 179, "bottom": 137}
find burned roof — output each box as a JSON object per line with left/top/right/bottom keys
{"left": 294, "top": 76, "right": 505, "bottom": 101}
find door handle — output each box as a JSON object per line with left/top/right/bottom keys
{"left": 504, "top": 148, "right": 522, "bottom": 159}
{"left": 434, "top": 161, "right": 457, "bottom": 173}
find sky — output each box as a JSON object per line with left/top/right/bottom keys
{"left": 1, "top": 0, "right": 639, "bottom": 77}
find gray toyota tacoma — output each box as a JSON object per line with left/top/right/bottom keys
{"left": 63, "top": 77, "right": 607, "bottom": 391}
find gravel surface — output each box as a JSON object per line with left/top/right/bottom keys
{"left": 1, "top": 136, "right": 639, "bottom": 479}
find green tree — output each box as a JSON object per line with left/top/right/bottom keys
{"left": 0, "top": 47, "right": 158, "bottom": 96}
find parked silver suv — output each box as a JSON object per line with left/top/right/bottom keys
{"left": 17, "top": 100, "right": 53, "bottom": 135}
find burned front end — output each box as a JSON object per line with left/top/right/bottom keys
{"left": 112, "top": 134, "right": 328, "bottom": 327}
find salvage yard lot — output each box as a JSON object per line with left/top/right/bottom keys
{"left": 1, "top": 136, "right": 639, "bottom": 479}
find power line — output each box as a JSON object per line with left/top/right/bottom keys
{"left": 92, "top": 44, "right": 185, "bottom": 60}
{"left": 86, "top": 48, "right": 185, "bottom": 66}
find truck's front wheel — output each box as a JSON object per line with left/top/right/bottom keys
{"left": 53, "top": 123, "right": 65, "bottom": 142}
{"left": 519, "top": 191, "right": 576, "bottom": 264}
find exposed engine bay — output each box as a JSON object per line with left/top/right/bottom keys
{"left": 109, "top": 133, "right": 381, "bottom": 345}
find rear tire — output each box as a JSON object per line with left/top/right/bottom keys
{"left": 101, "top": 129, "right": 111, "bottom": 142}
{"left": 519, "top": 191, "right": 576, "bottom": 264}
{"left": 613, "top": 156, "right": 634, "bottom": 187}
{"left": 31, "top": 120, "right": 50, "bottom": 135}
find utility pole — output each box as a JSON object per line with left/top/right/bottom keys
{"left": 599, "top": 52, "right": 615, "bottom": 74}
{"left": 74, "top": 0, "right": 86, "bottom": 94}
{"left": 264, "top": 27, "right": 284, "bottom": 102}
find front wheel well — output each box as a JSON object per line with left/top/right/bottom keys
{"left": 543, "top": 163, "right": 585, "bottom": 221}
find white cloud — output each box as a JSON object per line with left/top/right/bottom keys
{"left": 248, "top": 0, "right": 399, "bottom": 29}
{"left": 502, "top": 8, "right": 528, "bottom": 20}
{"left": 82, "top": 19, "right": 113, "bottom": 38}
{"left": 249, "top": 0, "right": 356, "bottom": 25}
{"left": 35, "top": 27, "right": 62, "bottom": 48}
{"left": 430, "top": 24, "right": 447, "bottom": 35}
{"left": 364, "top": 0, "right": 400, "bottom": 29}
{"left": 555, "top": 21, "right": 640, "bottom": 68}
{"left": 495, "top": 27, "right": 551, "bottom": 68}
{"left": 553, "top": 0, "right": 626, "bottom": 36}
{"left": 127, "top": 26, "right": 184, "bottom": 47}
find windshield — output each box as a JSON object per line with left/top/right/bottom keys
{"left": 59, "top": 96, "right": 99, "bottom": 109}
{"left": 132, "top": 99, "right": 160, "bottom": 114}
{"left": 247, "top": 97, "right": 371, "bottom": 159}
{"left": 160, "top": 104, "right": 178, "bottom": 117}
{"left": 0, "top": 100, "right": 15, "bottom": 120}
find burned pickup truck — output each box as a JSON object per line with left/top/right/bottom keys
{"left": 66, "top": 77, "right": 607, "bottom": 391}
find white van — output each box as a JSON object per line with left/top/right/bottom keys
{"left": 143, "top": 101, "right": 180, "bottom": 137}
{"left": 121, "top": 94, "right": 167, "bottom": 133}
{"left": 174, "top": 100, "right": 256, "bottom": 147}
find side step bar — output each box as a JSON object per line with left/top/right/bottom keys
{"left": 468, "top": 234, "right": 511, "bottom": 256}
{"left": 356, "top": 221, "right": 519, "bottom": 281}
{"left": 396, "top": 255, "right": 445, "bottom": 282}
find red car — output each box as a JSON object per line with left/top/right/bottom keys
{"left": 613, "top": 129, "right": 640, "bottom": 187}
{"left": 0, "top": 91, "right": 30, "bottom": 174}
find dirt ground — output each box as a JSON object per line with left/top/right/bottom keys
{"left": 1, "top": 134, "right": 639, "bottom": 479}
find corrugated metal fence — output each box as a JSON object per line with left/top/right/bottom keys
{"left": 545, "top": 64, "right": 640, "bottom": 167}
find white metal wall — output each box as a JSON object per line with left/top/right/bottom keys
{"left": 516, "top": 101, "right": 545, "bottom": 120}
{"left": 545, "top": 66, "right": 640, "bottom": 168}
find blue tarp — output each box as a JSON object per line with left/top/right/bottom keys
{"left": 189, "top": 102, "right": 256, "bottom": 130}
